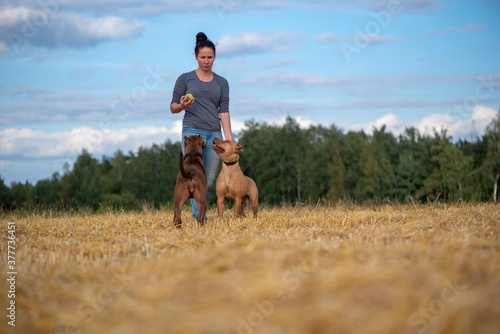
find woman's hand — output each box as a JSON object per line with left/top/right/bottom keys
{"left": 220, "top": 112, "right": 233, "bottom": 141}
{"left": 171, "top": 94, "right": 195, "bottom": 114}
{"left": 180, "top": 94, "right": 195, "bottom": 109}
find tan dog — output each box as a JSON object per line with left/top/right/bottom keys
{"left": 211, "top": 138, "right": 258, "bottom": 218}
{"left": 173, "top": 135, "right": 207, "bottom": 228}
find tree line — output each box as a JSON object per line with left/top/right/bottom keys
{"left": 1, "top": 112, "right": 499, "bottom": 211}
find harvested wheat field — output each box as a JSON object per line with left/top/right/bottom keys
{"left": 2, "top": 203, "right": 500, "bottom": 334}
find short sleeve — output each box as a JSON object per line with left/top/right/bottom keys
{"left": 171, "top": 73, "right": 187, "bottom": 105}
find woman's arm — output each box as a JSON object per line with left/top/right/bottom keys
{"left": 218, "top": 76, "right": 232, "bottom": 141}
{"left": 171, "top": 73, "right": 193, "bottom": 114}
{"left": 220, "top": 112, "right": 232, "bottom": 141}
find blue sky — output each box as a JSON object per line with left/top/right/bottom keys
{"left": 1, "top": 0, "right": 499, "bottom": 185}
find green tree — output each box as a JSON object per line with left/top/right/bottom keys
{"left": 147, "top": 140, "right": 182, "bottom": 206}
{"left": 34, "top": 172, "right": 62, "bottom": 207}
{"left": 59, "top": 162, "right": 71, "bottom": 207}
{"left": 394, "top": 127, "right": 433, "bottom": 200}
{"left": 0, "top": 176, "right": 13, "bottom": 209}
{"left": 419, "top": 130, "right": 473, "bottom": 201}
{"left": 296, "top": 124, "right": 341, "bottom": 203}
{"left": 327, "top": 148, "right": 345, "bottom": 202}
{"left": 239, "top": 118, "right": 307, "bottom": 204}
{"left": 9, "top": 181, "right": 34, "bottom": 209}
{"left": 339, "top": 130, "right": 366, "bottom": 200}
{"left": 68, "top": 149, "right": 104, "bottom": 209}
{"left": 356, "top": 126, "right": 398, "bottom": 200}
{"left": 307, "top": 125, "right": 343, "bottom": 203}
{"left": 122, "top": 147, "right": 154, "bottom": 203}
{"left": 280, "top": 118, "right": 307, "bottom": 203}
{"left": 482, "top": 111, "right": 500, "bottom": 202}
{"left": 156, "top": 140, "right": 183, "bottom": 205}
{"left": 119, "top": 140, "right": 180, "bottom": 208}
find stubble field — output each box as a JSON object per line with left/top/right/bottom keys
{"left": 1, "top": 203, "right": 499, "bottom": 334}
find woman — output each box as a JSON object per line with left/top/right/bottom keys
{"left": 171, "top": 32, "right": 233, "bottom": 220}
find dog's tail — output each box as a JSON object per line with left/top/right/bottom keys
{"left": 179, "top": 151, "right": 191, "bottom": 179}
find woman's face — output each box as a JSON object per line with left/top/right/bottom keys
{"left": 196, "top": 47, "right": 215, "bottom": 72}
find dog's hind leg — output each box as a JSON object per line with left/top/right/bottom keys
{"left": 193, "top": 188, "right": 207, "bottom": 227}
{"left": 173, "top": 203, "right": 184, "bottom": 229}
{"left": 197, "top": 200, "right": 207, "bottom": 227}
{"left": 250, "top": 193, "right": 258, "bottom": 218}
{"left": 173, "top": 188, "right": 189, "bottom": 229}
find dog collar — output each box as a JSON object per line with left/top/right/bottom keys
{"left": 224, "top": 159, "right": 238, "bottom": 166}
{"left": 184, "top": 152, "right": 203, "bottom": 160}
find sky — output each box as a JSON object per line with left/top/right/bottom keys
{"left": 0, "top": 0, "right": 499, "bottom": 186}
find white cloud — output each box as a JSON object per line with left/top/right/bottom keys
{"left": 452, "top": 23, "right": 487, "bottom": 34}
{"left": 0, "top": 88, "right": 169, "bottom": 126}
{"left": 413, "top": 113, "right": 454, "bottom": 136}
{"left": 217, "top": 30, "right": 307, "bottom": 57}
{"left": 373, "top": 113, "right": 405, "bottom": 130}
{"left": 315, "top": 32, "right": 344, "bottom": 42}
{"left": 424, "top": 23, "right": 488, "bottom": 36}
{"left": 0, "top": 4, "right": 146, "bottom": 50}
{"left": 345, "top": 113, "right": 405, "bottom": 135}
{"left": 253, "top": 115, "right": 322, "bottom": 129}
{"left": 0, "top": 41, "right": 9, "bottom": 53}
{"left": 0, "top": 6, "right": 31, "bottom": 27}
{"left": 0, "top": 116, "right": 324, "bottom": 160}
{"left": 295, "top": 116, "right": 323, "bottom": 128}
{"left": 216, "top": 58, "right": 248, "bottom": 74}
{"left": 12, "top": 0, "right": 294, "bottom": 16}
{"left": 342, "top": 105, "right": 498, "bottom": 139}
{"left": 423, "top": 29, "right": 439, "bottom": 36}
{"left": 260, "top": 58, "right": 301, "bottom": 69}
{"left": 83, "top": 15, "right": 145, "bottom": 40}
{"left": 325, "top": 0, "right": 441, "bottom": 13}
{"left": 354, "top": 34, "right": 402, "bottom": 44}
{"left": 315, "top": 31, "right": 402, "bottom": 46}
{"left": 449, "top": 105, "right": 497, "bottom": 138}
{"left": 0, "top": 160, "right": 12, "bottom": 168}
{"left": 409, "top": 106, "right": 497, "bottom": 138}
{"left": 231, "top": 118, "right": 247, "bottom": 136}
{"left": 245, "top": 72, "right": 333, "bottom": 86}
{"left": 0, "top": 123, "right": 183, "bottom": 158}
{"left": 244, "top": 72, "right": 499, "bottom": 88}
{"left": 4, "top": 0, "right": 441, "bottom": 22}
{"left": 116, "top": 59, "right": 144, "bottom": 79}
{"left": 0, "top": 109, "right": 497, "bottom": 186}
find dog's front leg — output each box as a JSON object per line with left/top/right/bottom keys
{"left": 234, "top": 197, "right": 246, "bottom": 218}
{"left": 217, "top": 196, "right": 225, "bottom": 218}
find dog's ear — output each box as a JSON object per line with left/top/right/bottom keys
{"left": 236, "top": 144, "right": 245, "bottom": 152}
{"left": 184, "top": 136, "right": 188, "bottom": 141}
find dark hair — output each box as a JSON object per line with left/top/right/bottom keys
{"left": 195, "top": 32, "right": 216, "bottom": 56}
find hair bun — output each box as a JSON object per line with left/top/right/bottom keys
{"left": 196, "top": 32, "right": 208, "bottom": 45}
{"left": 194, "top": 32, "right": 216, "bottom": 56}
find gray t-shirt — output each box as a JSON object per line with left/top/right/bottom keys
{"left": 171, "top": 70, "right": 229, "bottom": 131}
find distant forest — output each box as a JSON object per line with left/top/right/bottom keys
{"left": 1, "top": 112, "right": 499, "bottom": 211}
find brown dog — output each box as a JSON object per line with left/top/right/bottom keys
{"left": 173, "top": 135, "right": 207, "bottom": 228}
{"left": 211, "top": 138, "right": 258, "bottom": 218}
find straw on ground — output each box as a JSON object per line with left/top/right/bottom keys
{"left": 2, "top": 203, "right": 499, "bottom": 334}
